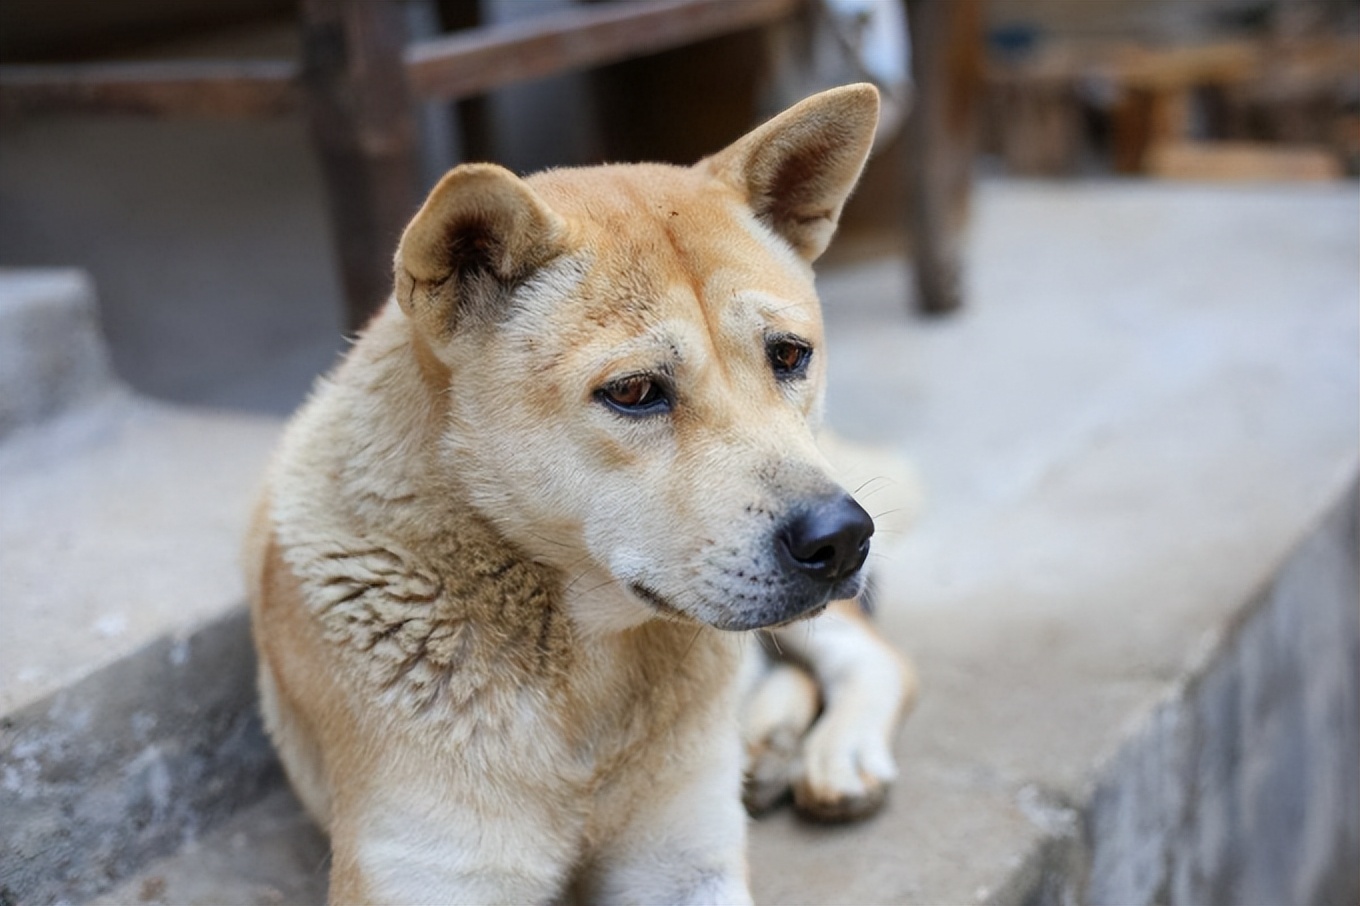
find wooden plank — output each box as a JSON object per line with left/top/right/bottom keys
{"left": 1147, "top": 141, "right": 1343, "bottom": 182}
{"left": 0, "top": 0, "right": 801, "bottom": 117}
{"left": 406, "top": 0, "right": 800, "bottom": 101}
{"left": 0, "top": 60, "right": 299, "bottom": 118}
{"left": 1105, "top": 41, "right": 1260, "bottom": 92}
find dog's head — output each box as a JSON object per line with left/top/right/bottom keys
{"left": 393, "top": 85, "right": 879, "bottom": 632}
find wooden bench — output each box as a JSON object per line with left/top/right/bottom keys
{"left": 1, "top": 0, "right": 978, "bottom": 328}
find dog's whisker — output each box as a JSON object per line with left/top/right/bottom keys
{"left": 558, "top": 557, "right": 599, "bottom": 595}
{"left": 526, "top": 531, "right": 576, "bottom": 551}
{"left": 765, "top": 299, "right": 806, "bottom": 317}
{"left": 577, "top": 577, "right": 623, "bottom": 598}
{"left": 561, "top": 571, "right": 589, "bottom": 595}
{"left": 676, "top": 625, "right": 706, "bottom": 669}
{"left": 853, "top": 475, "right": 892, "bottom": 496}
{"left": 870, "top": 507, "right": 907, "bottom": 521}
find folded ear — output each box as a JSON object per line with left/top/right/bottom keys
{"left": 394, "top": 163, "right": 566, "bottom": 339}
{"left": 704, "top": 84, "right": 879, "bottom": 261}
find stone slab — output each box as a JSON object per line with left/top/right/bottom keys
{"left": 1082, "top": 482, "right": 1359, "bottom": 906}
{"left": 806, "top": 182, "right": 1359, "bottom": 905}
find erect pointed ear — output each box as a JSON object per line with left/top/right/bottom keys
{"left": 703, "top": 84, "right": 879, "bottom": 262}
{"left": 394, "top": 163, "right": 566, "bottom": 339}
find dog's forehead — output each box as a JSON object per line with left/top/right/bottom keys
{"left": 528, "top": 164, "right": 821, "bottom": 334}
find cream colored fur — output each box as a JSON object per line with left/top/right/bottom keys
{"left": 246, "top": 84, "right": 917, "bottom": 905}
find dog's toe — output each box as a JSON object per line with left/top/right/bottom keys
{"left": 789, "top": 720, "right": 898, "bottom": 823}
{"left": 742, "top": 725, "right": 800, "bottom": 815}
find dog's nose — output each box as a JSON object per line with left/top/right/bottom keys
{"left": 776, "top": 494, "right": 874, "bottom": 582}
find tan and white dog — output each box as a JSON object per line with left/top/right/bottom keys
{"left": 245, "top": 83, "right": 917, "bottom": 905}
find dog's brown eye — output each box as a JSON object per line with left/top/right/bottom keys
{"left": 768, "top": 339, "right": 811, "bottom": 379}
{"left": 597, "top": 375, "right": 671, "bottom": 416}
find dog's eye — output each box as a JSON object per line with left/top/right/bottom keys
{"left": 767, "top": 339, "right": 812, "bottom": 380}
{"left": 597, "top": 375, "right": 671, "bottom": 416}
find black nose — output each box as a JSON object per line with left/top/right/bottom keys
{"left": 776, "top": 494, "right": 874, "bottom": 582}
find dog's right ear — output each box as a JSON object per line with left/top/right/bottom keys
{"left": 394, "top": 163, "right": 566, "bottom": 340}
{"left": 703, "top": 84, "right": 879, "bottom": 262}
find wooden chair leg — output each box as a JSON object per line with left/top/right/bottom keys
{"left": 902, "top": 0, "right": 982, "bottom": 316}
{"left": 300, "top": 0, "right": 422, "bottom": 332}
{"left": 435, "top": 0, "right": 496, "bottom": 163}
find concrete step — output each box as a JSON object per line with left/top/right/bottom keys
{"left": 5, "top": 181, "right": 1359, "bottom": 906}
{"left": 0, "top": 272, "right": 285, "bottom": 905}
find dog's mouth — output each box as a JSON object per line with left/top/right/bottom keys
{"left": 627, "top": 579, "right": 851, "bottom": 632}
{"left": 627, "top": 582, "right": 691, "bottom": 623}
{"left": 763, "top": 598, "right": 830, "bottom": 629}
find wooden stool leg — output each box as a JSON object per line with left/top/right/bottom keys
{"left": 300, "top": 0, "right": 422, "bottom": 332}
{"left": 902, "top": 0, "right": 982, "bottom": 316}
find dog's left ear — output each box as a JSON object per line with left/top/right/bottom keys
{"left": 703, "top": 83, "right": 879, "bottom": 262}
{"left": 394, "top": 163, "right": 567, "bottom": 341}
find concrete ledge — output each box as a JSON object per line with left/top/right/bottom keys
{"left": 88, "top": 481, "right": 1359, "bottom": 906}
{"left": 1081, "top": 480, "right": 1359, "bottom": 906}
{"left": 1, "top": 610, "right": 281, "bottom": 906}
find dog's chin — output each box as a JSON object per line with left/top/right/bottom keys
{"left": 628, "top": 573, "right": 864, "bottom": 633}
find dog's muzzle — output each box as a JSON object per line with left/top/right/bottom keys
{"left": 628, "top": 492, "right": 874, "bottom": 632}
{"left": 724, "top": 491, "right": 874, "bottom": 630}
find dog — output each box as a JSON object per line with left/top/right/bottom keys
{"left": 245, "top": 83, "right": 917, "bottom": 905}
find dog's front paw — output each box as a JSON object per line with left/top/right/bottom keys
{"left": 790, "top": 718, "right": 898, "bottom": 823}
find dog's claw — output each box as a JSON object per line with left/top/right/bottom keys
{"left": 792, "top": 773, "right": 889, "bottom": 823}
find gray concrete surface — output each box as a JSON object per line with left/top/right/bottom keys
{"left": 763, "top": 182, "right": 1359, "bottom": 905}
{"left": 14, "top": 180, "right": 1353, "bottom": 905}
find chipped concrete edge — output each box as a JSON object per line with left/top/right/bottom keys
{"left": 992, "top": 469, "right": 1360, "bottom": 906}
{"left": 0, "top": 606, "right": 281, "bottom": 906}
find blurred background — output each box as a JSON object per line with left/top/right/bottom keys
{"left": 1, "top": 0, "right": 1356, "bottom": 412}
